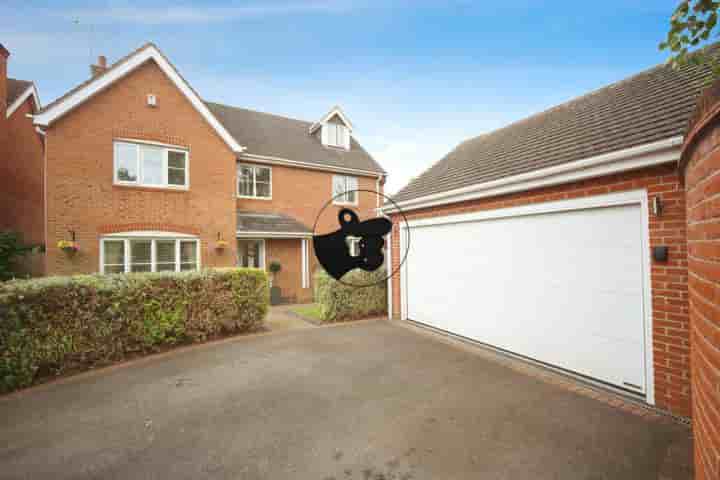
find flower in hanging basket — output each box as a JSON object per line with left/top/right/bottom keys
{"left": 57, "top": 240, "right": 79, "bottom": 253}
{"left": 216, "top": 239, "right": 229, "bottom": 250}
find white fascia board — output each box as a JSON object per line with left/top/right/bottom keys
{"left": 7, "top": 84, "right": 41, "bottom": 118}
{"left": 32, "top": 46, "right": 244, "bottom": 153}
{"left": 240, "top": 152, "right": 384, "bottom": 178}
{"left": 236, "top": 231, "right": 313, "bottom": 239}
{"left": 383, "top": 136, "right": 683, "bottom": 214}
{"left": 406, "top": 189, "right": 647, "bottom": 228}
{"left": 308, "top": 105, "right": 354, "bottom": 133}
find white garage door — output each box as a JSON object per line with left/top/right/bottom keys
{"left": 401, "top": 193, "right": 649, "bottom": 395}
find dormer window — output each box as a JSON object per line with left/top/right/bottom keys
{"left": 325, "top": 123, "right": 349, "bottom": 149}
{"left": 310, "top": 106, "right": 354, "bottom": 150}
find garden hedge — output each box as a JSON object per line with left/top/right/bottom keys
{"left": 0, "top": 268, "right": 269, "bottom": 393}
{"left": 314, "top": 268, "right": 387, "bottom": 322}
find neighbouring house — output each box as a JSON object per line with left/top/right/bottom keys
{"left": 8, "top": 42, "right": 385, "bottom": 302}
{"left": 0, "top": 44, "right": 44, "bottom": 277}
{"left": 384, "top": 47, "right": 720, "bottom": 419}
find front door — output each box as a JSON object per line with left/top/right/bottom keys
{"left": 237, "top": 239, "right": 264, "bottom": 268}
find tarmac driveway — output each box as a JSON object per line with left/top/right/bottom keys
{"left": 0, "top": 320, "right": 692, "bottom": 479}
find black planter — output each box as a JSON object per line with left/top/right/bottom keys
{"left": 270, "top": 286, "right": 282, "bottom": 305}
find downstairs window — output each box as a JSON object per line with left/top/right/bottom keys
{"left": 101, "top": 236, "right": 199, "bottom": 274}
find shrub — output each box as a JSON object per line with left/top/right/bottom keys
{"left": 0, "top": 268, "right": 269, "bottom": 393}
{"left": 314, "top": 268, "right": 387, "bottom": 322}
{"left": 0, "top": 231, "right": 35, "bottom": 281}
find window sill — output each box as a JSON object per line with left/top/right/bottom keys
{"left": 113, "top": 183, "right": 189, "bottom": 193}
{"left": 237, "top": 195, "right": 272, "bottom": 201}
{"left": 333, "top": 201, "right": 358, "bottom": 207}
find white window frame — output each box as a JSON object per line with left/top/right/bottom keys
{"left": 99, "top": 233, "right": 200, "bottom": 273}
{"left": 346, "top": 235, "right": 361, "bottom": 257}
{"left": 236, "top": 238, "right": 266, "bottom": 269}
{"left": 322, "top": 122, "right": 350, "bottom": 150}
{"left": 237, "top": 164, "right": 272, "bottom": 200}
{"left": 332, "top": 175, "right": 359, "bottom": 205}
{"left": 113, "top": 140, "right": 190, "bottom": 190}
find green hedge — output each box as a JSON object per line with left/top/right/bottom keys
{"left": 314, "top": 268, "right": 387, "bottom": 322}
{"left": 0, "top": 268, "right": 269, "bottom": 393}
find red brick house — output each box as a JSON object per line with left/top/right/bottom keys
{"left": 0, "top": 44, "right": 44, "bottom": 277}
{"left": 5, "top": 43, "right": 385, "bottom": 302}
{"left": 384, "top": 50, "right": 720, "bottom": 418}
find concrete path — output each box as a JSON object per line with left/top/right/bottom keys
{"left": 265, "top": 304, "right": 316, "bottom": 331}
{"left": 0, "top": 320, "right": 692, "bottom": 479}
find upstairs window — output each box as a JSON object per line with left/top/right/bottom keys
{"left": 114, "top": 141, "right": 188, "bottom": 188}
{"left": 333, "top": 175, "right": 358, "bottom": 205}
{"left": 324, "top": 123, "right": 349, "bottom": 149}
{"left": 238, "top": 164, "right": 272, "bottom": 199}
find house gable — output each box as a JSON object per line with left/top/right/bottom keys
{"left": 33, "top": 44, "right": 243, "bottom": 153}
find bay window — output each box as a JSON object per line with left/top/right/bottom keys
{"left": 101, "top": 236, "right": 199, "bottom": 273}
{"left": 114, "top": 141, "right": 189, "bottom": 188}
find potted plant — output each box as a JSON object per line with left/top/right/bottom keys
{"left": 268, "top": 260, "right": 282, "bottom": 305}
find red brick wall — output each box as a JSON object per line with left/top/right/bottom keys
{"left": 45, "top": 60, "right": 238, "bottom": 275}
{"left": 681, "top": 83, "right": 720, "bottom": 479}
{"left": 238, "top": 163, "right": 382, "bottom": 297}
{"left": 0, "top": 96, "right": 45, "bottom": 276}
{"left": 237, "top": 163, "right": 380, "bottom": 234}
{"left": 265, "top": 238, "right": 312, "bottom": 303}
{"left": 390, "top": 163, "right": 690, "bottom": 417}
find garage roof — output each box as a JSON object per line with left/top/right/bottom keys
{"left": 391, "top": 45, "right": 719, "bottom": 204}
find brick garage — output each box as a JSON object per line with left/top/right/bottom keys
{"left": 680, "top": 81, "right": 720, "bottom": 480}
{"left": 384, "top": 52, "right": 714, "bottom": 419}
{"left": 389, "top": 163, "right": 691, "bottom": 416}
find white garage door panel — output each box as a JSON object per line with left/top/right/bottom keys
{"left": 406, "top": 203, "right": 646, "bottom": 392}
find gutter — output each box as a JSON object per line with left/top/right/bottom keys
{"left": 383, "top": 136, "right": 683, "bottom": 214}
{"left": 240, "top": 152, "right": 385, "bottom": 178}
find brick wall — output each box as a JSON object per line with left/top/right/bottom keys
{"left": 265, "top": 238, "right": 311, "bottom": 303}
{"left": 237, "top": 163, "right": 380, "bottom": 234}
{"left": 389, "top": 163, "right": 690, "bottom": 417}
{"left": 238, "top": 163, "right": 381, "bottom": 298}
{"left": 681, "top": 81, "right": 720, "bottom": 480}
{"left": 45, "top": 60, "right": 238, "bottom": 275}
{"left": 0, "top": 95, "right": 45, "bottom": 276}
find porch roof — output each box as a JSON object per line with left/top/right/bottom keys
{"left": 236, "top": 210, "right": 312, "bottom": 238}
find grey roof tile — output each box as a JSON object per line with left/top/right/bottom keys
{"left": 391, "top": 45, "right": 720, "bottom": 204}
{"left": 7, "top": 78, "right": 33, "bottom": 106}
{"left": 206, "top": 102, "right": 385, "bottom": 175}
{"left": 236, "top": 210, "right": 311, "bottom": 234}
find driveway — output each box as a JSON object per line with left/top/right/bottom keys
{"left": 0, "top": 320, "right": 691, "bottom": 479}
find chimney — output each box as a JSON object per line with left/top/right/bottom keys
{"left": 0, "top": 43, "right": 9, "bottom": 120}
{"left": 90, "top": 55, "right": 107, "bottom": 77}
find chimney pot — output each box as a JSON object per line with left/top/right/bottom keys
{"left": 90, "top": 55, "right": 108, "bottom": 77}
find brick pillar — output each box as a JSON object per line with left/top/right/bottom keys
{"left": 681, "top": 80, "right": 720, "bottom": 480}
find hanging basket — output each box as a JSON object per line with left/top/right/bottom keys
{"left": 57, "top": 240, "right": 79, "bottom": 253}
{"left": 215, "top": 240, "right": 229, "bottom": 250}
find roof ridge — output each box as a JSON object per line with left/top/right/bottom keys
{"left": 205, "top": 100, "right": 312, "bottom": 126}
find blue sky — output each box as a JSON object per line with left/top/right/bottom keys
{"left": 2, "top": 1, "right": 683, "bottom": 193}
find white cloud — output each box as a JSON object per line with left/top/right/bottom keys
{"left": 61, "top": 1, "right": 359, "bottom": 25}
